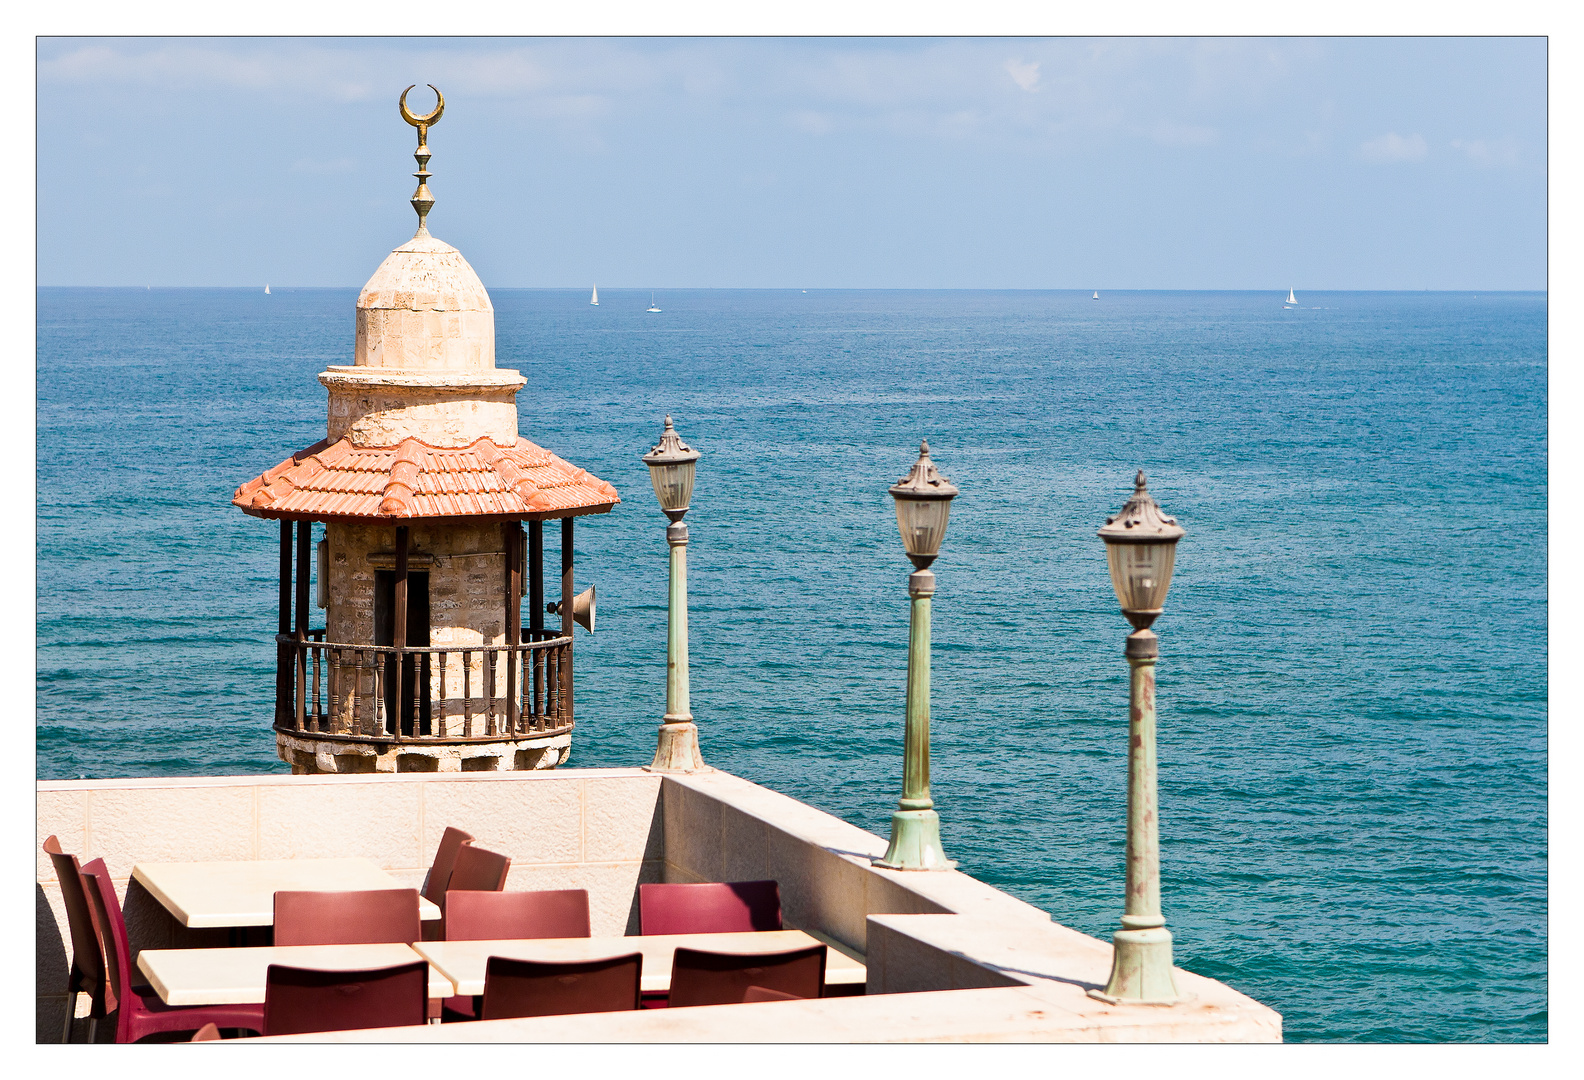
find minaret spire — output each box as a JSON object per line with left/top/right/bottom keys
{"left": 399, "top": 84, "right": 446, "bottom": 236}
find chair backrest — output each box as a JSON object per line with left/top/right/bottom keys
{"left": 667, "top": 944, "right": 826, "bottom": 1009}
{"left": 263, "top": 960, "right": 428, "bottom": 1036}
{"left": 43, "top": 836, "right": 110, "bottom": 1008}
{"left": 638, "top": 880, "right": 783, "bottom": 936}
{"left": 445, "top": 889, "right": 591, "bottom": 941}
{"left": 742, "top": 985, "right": 802, "bottom": 1003}
{"left": 273, "top": 889, "right": 421, "bottom": 946}
{"left": 479, "top": 953, "right": 642, "bottom": 1020}
{"left": 422, "top": 826, "right": 474, "bottom": 909}
{"left": 446, "top": 844, "right": 512, "bottom": 894}
{"left": 79, "top": 860, "right": 135, "bottom": 1042}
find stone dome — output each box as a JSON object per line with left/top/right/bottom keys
{"left": 354, "top": 231, "right": 496, "bottom": 372}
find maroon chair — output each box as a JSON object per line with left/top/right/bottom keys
{"left": 446, "top": 844, "right": 512, "bottom": 894}
{"left": 273, "top": 888, "right": 421, "bottom": 946}
{"left": 80, "top": 862, "right": 265, "bottom": 1043}
{"left": 743, "top": 985, "right": 802, "bottom": 1003}
{"left": 440, "top": 888, "right": 591, "bottom": 1022}
{"left": 445, "top": 889, "right": 591, "bottom": 941}
{"left": 263, "top": 960, "right": 428, "bottom": 1036}
{"left": 421, "top": 826, "right": 475, "bottom": 942}
{"left": 638, "top": 880, "right": 783, "bottom": 936}
{"left": 43, "top": 836, "right": 112, "bottom": 1042}
{"left": 479, "top": 953, "right": 642, "bottom": 1020}
{"left": 667, "top": 944, "right": 826, "bottom": 1008}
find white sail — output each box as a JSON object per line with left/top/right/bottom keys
{"left": 264, "top": 284, "right": 270, "bottom": 294}
{"left": 590, "top": 284, "right": 598, "bottom": 306}
{"left": 647, "top": 292, "right": 662, "bottom": 313}
{"left": 1092, "top": 291, "right": 1099, "bottom": 300}
{"left": 1286, "top": 289, "right": 1297, "bottom": 305}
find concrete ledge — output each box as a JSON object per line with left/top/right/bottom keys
{"left": 864, "top": 913, "right": 1280, "bottom": 1041}
{"left": 261, "top": 981, "right": 1280, "bottom": 1043}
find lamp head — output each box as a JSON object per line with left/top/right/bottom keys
{"left": 889, "top": 440, "right": 959, "bottom": 570}
{"left": 641, "top": 416, "right": 700, "bottom": 521}
{"left": 1097, "top": 471, "right": 1185, "bottom": 630}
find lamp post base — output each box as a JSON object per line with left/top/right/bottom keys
{"left": 873, "top": 808, "right": 956, "bottom": 871}
{"left": 645, "top": 720, "right": 707, "bottom": 773}
{"left": 1086, "top": 925, "right": 1191, "bottom": 1005}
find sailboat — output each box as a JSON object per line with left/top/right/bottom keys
{"left": 1092, "top": 291, "right": 1099, "bottom": 300}
{"left": 590, "top": 284, "right": 599, "bottom": 306}
{"left": 647, "top": 293, "right": 662, "bottom": 313}
{"left": 1285, "top": 289, "right": 1297, "bottom": 307}
{"left": 264, "top": 284, "right": 270, "bottom": 295}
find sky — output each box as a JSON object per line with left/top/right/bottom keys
{"left": 36, "top": 35, "right": 1547, "bottom": 290}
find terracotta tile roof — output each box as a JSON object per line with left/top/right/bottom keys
{"left": 234, "top": 436, "right": 620, "bottom": 521}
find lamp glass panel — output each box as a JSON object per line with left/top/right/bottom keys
{"left": 1105, "top": 541, "right": 1177, "bottom": 613}
{"left": 647, "top": 460, "right": 696, "bottom": 513}
{"left": 894, "top": 496, "right": 952, "bottom": 559}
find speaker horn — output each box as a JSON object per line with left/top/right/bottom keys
{"left": 547, "top": 585, "right": 596, "bottom": 634}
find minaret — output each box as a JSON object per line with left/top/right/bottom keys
{"left": 234, "top": 87, "right": 619, "bottom": 774}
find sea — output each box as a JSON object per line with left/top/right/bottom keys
{"left": 36, "top": 286, "right": 1547, "bottom": 1043}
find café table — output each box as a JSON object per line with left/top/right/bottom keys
{"left": 132, "top": 857, "right": 443, "bottom": 929}
{"left": 411, "top": 929, "right": 867, "bottom": 998}
{"left": 136, "top": 942, "right": 454, "bottom": 1008}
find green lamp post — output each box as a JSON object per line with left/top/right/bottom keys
{"left": 642, "top": 416, "right": 706, "bottom": 773}
{"left": 1090, "top": 470, "right": 1188, "bottom": 1004}
{"left": 874, "top": 441, "right": 959, "bottom": 871}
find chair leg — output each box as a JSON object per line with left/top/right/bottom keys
{"left": 61, "top": 990, "right": 77, "bottom": 1043}
{"left": 86, "top": 1018, "right": 98, "bottom": 1043}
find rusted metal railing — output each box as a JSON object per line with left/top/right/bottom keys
{"left": 274, "top": 629, "right": 571, "bottom": 742}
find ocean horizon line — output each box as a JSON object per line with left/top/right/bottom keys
{"left": 35, "top": 285, "right": 1548, "bottom": 294}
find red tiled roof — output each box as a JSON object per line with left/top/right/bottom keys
{"left": 234, "top": 436, "right": 620, "bottom": 521}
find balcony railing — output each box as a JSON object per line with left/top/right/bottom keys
{"left": 274, "top": 629, "right": 572, "bottom": 742}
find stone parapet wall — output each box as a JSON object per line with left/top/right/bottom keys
{"left": 36, "top": 767, "right": 1282, "bottom": 1043}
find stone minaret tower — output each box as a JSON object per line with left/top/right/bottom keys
{"left": 234, "top": 86, "right": 618, "bottom": 774}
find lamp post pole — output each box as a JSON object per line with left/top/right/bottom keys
{"left": 643, "top": 417, "right": 706, "bottom": 773}
{"left": 1091, "top": 471, "right": 1188, "bottom": 1005}
{"left": 875, "top": 441, "right": 958, "bottom": 872}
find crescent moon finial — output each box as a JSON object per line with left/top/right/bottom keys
{"left": 397, "top": 85, "right": 445, "bottom": 236}
{"left": 399, "top": 83, "right": 445, "bottom": 128}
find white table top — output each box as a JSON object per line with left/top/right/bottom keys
{"left": 131, "top": 857, "right": 442, "bottom": 928}
{"left": 137, "top": 942, "right": 453, "bottom": 1006}
{"left": 412, "top": 929, "right": 867, "bottom": 997}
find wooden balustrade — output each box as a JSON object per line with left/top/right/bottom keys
{"left": 273, "top": 629, "right": 573, "bottom": 743}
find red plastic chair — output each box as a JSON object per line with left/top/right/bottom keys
{"left": 638, "top": 880, "right": 783, "bottom": 936}
{"left": 667, "top": 944, "right": 826, "bottom": 1008}
{"left": 743, "top": 985, "right": 803, "bottom": 1003}
{"left": 263, "top": 960, "right": 428, "bottom": 1036}
{"left": 80, "top": 862, "right": 265, "bottom": 1043}
{"left": 43, "top": 836, "right": 112, "bottom": 1042}
{"left": 273, "top": 888, "right": 421, "bottom": 946}
{"left": 445, "top": 889, "right": 591, "bottom": 941}
{"left": 446, "top": 844, "right": 512, "bottom": 894}
{"left": 421, "top": 826, "right": 475, "bottom": 942}
{"left": 479, "top": 953, "right": 642, "bottom": 1020}
{"left": 440, "top": 888, "right": 591, "bottom": 1022}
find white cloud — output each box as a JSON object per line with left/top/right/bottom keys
{"left": 1451, "top": 137, "right": 1520, "bottom": 168}
{"left": 1004, "top": 59, "right": 1040, "bottom": 93}
{"left": 1358, "top": 132, "right": 1428, "bottom": 163}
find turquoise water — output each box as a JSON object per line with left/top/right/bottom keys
{"left": 36, "top": 287, "right": 1546, "bottom": 1041}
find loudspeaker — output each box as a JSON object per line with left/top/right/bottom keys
{"left": 547, "top": 585, "right": 596, "bottom": 634}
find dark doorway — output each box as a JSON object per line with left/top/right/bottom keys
{"left": 374, "top": 570, "right": 432, "bottom": 736}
